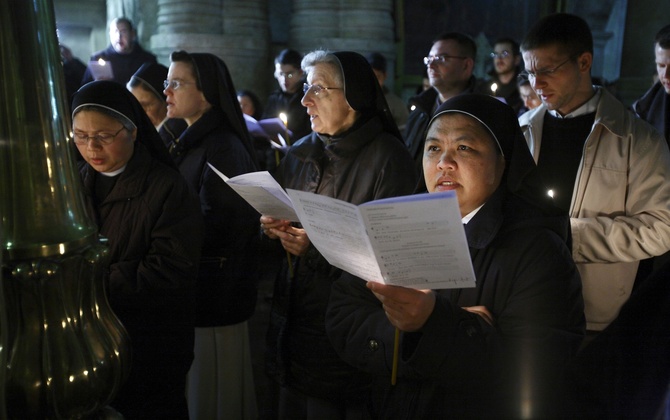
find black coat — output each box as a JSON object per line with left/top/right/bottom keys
{"left": 326, "top": 187, "right": 585, "bottom": 419}
{"left": 82, "top": 44, "right": 157, "bottom": 86}
{"left": 79, "top": 144, "right": 203, "bottom": 417}
{"left": 262, "top": 88, "right": 312, "bottom": 141}
{"left": 171, "top": 108, "right": 260, "bottom": 327}
{"left": 632, "top": 81, "right": 670, "bottom": 148}
{"left": 266, "top": 116, "right": 417, "bottom": 402}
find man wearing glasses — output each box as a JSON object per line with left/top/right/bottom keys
{"left": 404, "top": 32, "right": 478, "bottom": 176}
{"left": 475, "top": 37, "right": 524, "bottom": 114}
{"left": 519, "top": 14, "right": 670, "bottom": 341}
{"left": 262, "top": 48, "right": 312, "bottom": 142}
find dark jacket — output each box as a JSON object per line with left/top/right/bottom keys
{"left": 326, "top": 187, "right": 585, "bottom": 419}
{"left": 632, "top": 81, "right": 670, "bottom": 148}
{"left": 170, "top": 108, "right": 260, "bottom": 327}
{"left": 266, "top": 115, "right": 417, "bottom": 402}
{"left": 79, "top": 144, "right": 203, "bottom": 417}
{"left": 404, "top": 76, "right": 478, "bottom": 177}
{"left": 262, "top": 88, "right": 312, "bottom": 141}
{"left": 82, "top": 44, "right": 157, "bottom": 85}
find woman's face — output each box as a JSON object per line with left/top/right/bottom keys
{"left": 301, "top": 62, "right": 357, "bottom": 136}
{"left": 73, "top": 110, "right": 136, "bottom": 173}
{"left": 164, "top": 61, "right": 211, "bottom": 126}
{"left": 238, "top": 94, "right": 256, "bottom": 117}
{"left": 423, "top": 113, "right": 505, "bottom": 217}
{"left": 129, "top": 84, "right": 166, "bottom": 127}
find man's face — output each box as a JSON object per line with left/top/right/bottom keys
{"left": 426, "top": 40, "right": 471, "bottom": 93}
{"left": 522, "top": 44, "right": 591, "bottom": 116}
{"left": 275, "top": 63, "right": 303, "bottom": 94}
{"left": 492, "top": 42, "right": 519, "bottom": 76}
{"left": 110, "top": 21, "right": 135, "bottom": 54}
{"left": 655, "top": 43, "right": 670, "bottom": 94}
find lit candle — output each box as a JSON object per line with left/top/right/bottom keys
{"left": 490, "top": 82, "right": 498, "bottom": 96}
{"left": 279, "top": 112, "right": 290, "bottom": 146}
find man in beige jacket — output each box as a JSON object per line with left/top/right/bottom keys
{"left": 518, "top": 13, "right": 670, "bottom": 333}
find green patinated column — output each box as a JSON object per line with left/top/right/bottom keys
{"left": 0, "top": 1, "right": 130, "bottom": 418}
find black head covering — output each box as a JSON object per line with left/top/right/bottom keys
{"left": 72, "top": 80, "right": 176, "bottom": 169}
{"left": 331, "top": 51, "right": 402, "bottom": 140}
{"left": 184, "top": 52, "right": 258, "bottom": 164}
{"left": 130, "top": 62, "right": 168, "bottom": 101}
{"left": 420, "top": 93, "right": 560, "bottom": 216}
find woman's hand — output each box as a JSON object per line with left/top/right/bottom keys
{"left": 367, "top": 282, "right": 436, "bottom": 332}
{"left": 260, "top": 215, "right": 311, "bottom": 256}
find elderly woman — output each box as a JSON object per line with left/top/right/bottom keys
{"left": 259, "top": 50, "right": 416, "bottom": 417}
{"left": 71, "top": 80, "right": 203, "bottom": 418}
{"left": 325, "top": 94, "right": 585, "bottom": 418}
{"left": 163, "top": 51, "right": 260, "bottom": 419}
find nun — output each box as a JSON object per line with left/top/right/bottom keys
{"left": 163, "top": 51, "right": 260, "bottom": 419}
{"left": 259, "top": 50, "right": 417, "bottom": 417}
{"left": 326, "top": 94, "right": 585, "bottom": 418}
{"left": 72, "top": 80, "right": 203, "bottom": 419}
{"left": 126, "top": 62, "right": 186, "bottom": 145}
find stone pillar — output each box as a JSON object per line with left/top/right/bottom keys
{"left": 151, "top": 0, "right": 270, "bottom": 96}
{"left": 289, "top": 0, "right": 398, "bottom": 89}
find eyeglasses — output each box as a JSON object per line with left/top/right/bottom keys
{"left": 73, "top": 126, "right": 125, "bottom": 145}
{"left": 423, "top": 54, "right": 468, "bottom": 66}
{"left": 490, "top": 51, "right": 511, "bottom": 59}
{"left": 525, "top": 57, "right": 573, "bottom": 79}
{"left": 275, "top": 70, "right": 300, "bottom": 79}
{"left": 163, "top": 79, "right": 195, "bottom": 90}
{"left": 303, "top": 83, "right": 343, "bottom": 96}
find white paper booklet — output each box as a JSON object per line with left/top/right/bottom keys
{"left": 88, "top": 59, "right": 114, "bottom": 81}
{"left": 207, "top": 163, "right": 298, "bottom": 221}
{"left": 286, "top": 189, "right": 476, "bottom": 290}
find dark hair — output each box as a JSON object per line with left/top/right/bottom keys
{"left": 521, "top": 13, "right": 593, "bottom": 57}
{"left": 111, "top": 17, "right": 134, "bottom": 32}
{"left": 494, "top": 37, "right": 520, "bottom": 57}
{"left": 366, "top": 52, "right": 387, "bottom": 74}
{"left": 517, "top": 72, "right": 531, "bottom": 87}
{"left": 237, "top": 89, "right": 263, "bottom": 120}
{"left": 274, "top": 49, "right": 303, "bottom": 68}
{"left": 169, "top": 50, "right": 202, "bottom": 90}
{"left": 433, "top": 32, "right": 477, "bottom": 59}
{"left": 656, "top": 24, "right": 670, "bottom": 49}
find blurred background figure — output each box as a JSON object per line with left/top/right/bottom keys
{"left": 367, "top": 51, "right": 409, "bottom": 131}
{"left": 262, "top": 48, "right": 311, "bottom": 141}
{"left": 517, "top": 72, "right": 541, "bottom": 116}
{"left": 127, "top": 62, "right": 186, "bottom": 145}
{"left": 82, "top": 17, "right": 157, "bottom": 85}
{"left": 475, "top": 37, "right": 523, "bottom": 114}
{"left": 60, "top": 43, "right": 86, "bottom": 109}
{"left": 238, "top": 89, "right": 264, "bottom": 120}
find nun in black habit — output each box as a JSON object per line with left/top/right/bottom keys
{"left": 259, "top": 50, "right": 417, "bottom": 417}
{"left": 72, "top": 80, "right": 203, "bottom": 419}
{"left": 164, "top": 51, "right": 261, "bottom": 419}
{"left": 325, "top": 94, "right": 585, "bottom": 419}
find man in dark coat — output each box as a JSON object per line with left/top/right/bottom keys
{"left": 404, "top": 32, "right": 478, "bottom": 177}
{"left": 81, "top": 17, "right": 157, "bottom": 86}
{"left": 633, "top": 23, "right": 670, "bottom": 149}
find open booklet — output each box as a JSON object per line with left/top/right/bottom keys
{"left": 207, "top": 163, "right": 298, "bottom": 221}
{"left": 88, "top": 59, "right": 114, "bottom": 81}
{"left": 243, "top": 114, "right": 292, "bottom": 147}
{"left": 206, "top": 162, "right": 475, "bottom": 290}
{"left": 286, "top": 189, "right": 476, "bottom": 290}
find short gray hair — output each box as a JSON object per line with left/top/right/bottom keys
{"left": 301, "top": 50, "right": 343, "bottom": 87}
